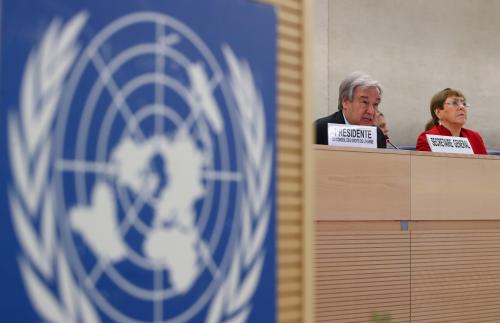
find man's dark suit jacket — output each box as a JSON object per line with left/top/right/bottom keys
{"left": 314, "top": 111, "right": 387, "bottom": 148}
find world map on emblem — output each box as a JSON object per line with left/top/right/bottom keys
{"left": 52, "top": 12, "right": 246, "bottom": 322}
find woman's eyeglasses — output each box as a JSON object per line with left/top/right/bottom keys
{"left": 445, "top": 99, "right": 470, "bottom": 108}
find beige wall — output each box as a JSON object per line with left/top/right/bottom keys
{"left": 314, "top": 0, "right": 500, "bottom": 150}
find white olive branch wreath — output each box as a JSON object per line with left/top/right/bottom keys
{"left": 205, "top": 46, "right": 273, "bottom": 323}
{"left": 8, "top": 12, "right": 100, "bottom": 323}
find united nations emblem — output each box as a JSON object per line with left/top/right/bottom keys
{"left": 8, "top": 11, "right": 274, "bottom": 323}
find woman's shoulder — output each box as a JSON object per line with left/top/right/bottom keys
{"left": 461, "top": 127, "right": 484, "bottom": 138}
{"left": 461, "top": 127, "right": 487, "bottom": 154}
{"left": 416, "top": 127, "right": 434, "bottom": 151}
{"left": 418, "top": 125, "right": 441, "bottom": 136}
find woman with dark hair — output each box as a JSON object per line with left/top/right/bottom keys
{"left": 416, "top": 88, "right": 487, "bottom": 154}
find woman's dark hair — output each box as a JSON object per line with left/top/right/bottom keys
{"left": 424, "top": 119, "right": 434, "bottom": 131}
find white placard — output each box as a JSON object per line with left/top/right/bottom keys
{"left": 426, "top": 134, "right": 473, "bottom": 154}
{"left": 327, "top": 124, "right": 377, "bottom": 148}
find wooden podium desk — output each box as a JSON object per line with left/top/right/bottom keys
{"left": 314, "top": 145, "right": 500, "bottom": 323}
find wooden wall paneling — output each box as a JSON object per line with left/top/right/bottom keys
{"left": 260, "top": 0, "right": 313, "bottom": 322}
{"left": 278, "top": 93, "right": 301, "bottom": 109}
{"left": 318, "top": 220, "right": 405, "bottom": 232}
{"left": 269, "top": 0, "right": 301, "bottom": 11}
{"left": 278, "top": 65, "right": 301, "bottom": 81}
{"left": 410, "top": 220, "right": 500, "bottom": 231}
{"left": 278, "top": 52, "right": 301, "bottom": 68}
{"left": 411, "top": 227, "right": 500, "bottom": 322}
{"left": 278, "top": 151, "right": 301, "bottom": 166}
{"left": 300, "top": 0, "right": 314, "bottom": 321}
{"left": 315, "top": 222, "right": 411, "bottom": 323}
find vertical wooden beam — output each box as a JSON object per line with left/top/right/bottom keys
{"left": 300, "top": 0, "right": 314, "bottom": 322}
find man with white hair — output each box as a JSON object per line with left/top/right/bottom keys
{"left": 315, "top": 72, "right": 387, "bottom": 148}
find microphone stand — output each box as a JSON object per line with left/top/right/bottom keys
{"left": 386, "top": 138, "right": 399, "bottom": 150}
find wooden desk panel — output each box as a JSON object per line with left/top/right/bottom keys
{"left": 315, "top": 146, "right": 411, "bottom": 221}
{"left": 411, "top": 153, "right": 500, "bottom": 220}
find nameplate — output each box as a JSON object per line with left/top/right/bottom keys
{"left": 426, "top": 134, "right": 473, "bottom": 154}
{"left": 328, "top": 124, "right": 377, "bottom": 148}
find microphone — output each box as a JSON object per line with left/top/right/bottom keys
{"left": 386, "top": 137, "right": 399, "bottom": 150}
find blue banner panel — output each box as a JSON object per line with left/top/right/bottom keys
{"left": 0, "top": 1, "right": 277, "bottom": 322}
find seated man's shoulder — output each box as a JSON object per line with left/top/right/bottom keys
{"left": 315, "top": 112, "right": 340, "bottom": 126}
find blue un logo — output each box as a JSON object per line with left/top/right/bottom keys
{"left": 7, "top": 9, "right": 274, "bottom": 323}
